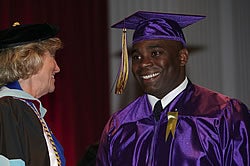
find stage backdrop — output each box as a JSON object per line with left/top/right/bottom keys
{"left": 0, "top": 0, "right": 110, "bottom": 165}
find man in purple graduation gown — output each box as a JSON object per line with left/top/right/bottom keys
{"left": 96, "top": 11, "right": 250, "bottom": 166}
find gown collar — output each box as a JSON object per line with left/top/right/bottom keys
{"left": 0, "top": 81, "right": 47, "bottom": 117}
{"left": 148, "top": 77, "right": 188, "bottom": 111}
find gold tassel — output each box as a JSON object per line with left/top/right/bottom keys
{"left": 165, "top": 112, "right": 178, "bottom": 141}
{"left": 115, "top": 28, "right": 129, "bottom": 94}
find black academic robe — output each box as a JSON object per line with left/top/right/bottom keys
{"left": 0, "top": 96, "right": 50, "bottom": 165}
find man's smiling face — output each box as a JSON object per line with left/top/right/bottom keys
{"left": 131, "top": 39, "right": 188, "bottom": 99}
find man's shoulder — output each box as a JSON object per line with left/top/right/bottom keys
{"left": 192, "top": 84, "right": 230, "bottom": 101}
{"left": 188, "top": 83, "right": 248, "bottom": 114}
{"left": 108, "top": 95, "right": 150, "bottom": 126}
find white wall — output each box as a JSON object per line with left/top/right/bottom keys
{"left": 108, "top": 0, "right": 250, "bottom": 113}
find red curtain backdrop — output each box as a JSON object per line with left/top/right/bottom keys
{"left": 0, "top": 0, "right": 110, "bottom": 165}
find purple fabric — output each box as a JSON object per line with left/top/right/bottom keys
{"left": 96, "top": 81, "right": 250, "bottom": 166}
{"left": 132, "top": 18, "right": 186, "bottom": 46}
{"left": 111, "top": 11, "right": 206, "bottom": 47}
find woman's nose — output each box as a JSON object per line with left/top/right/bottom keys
{"left": 54, "top": 61, "right": 60, "bottom": 73}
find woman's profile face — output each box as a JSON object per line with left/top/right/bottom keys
{"left": 30, "top": 51, "right": 60, "bottom": 98}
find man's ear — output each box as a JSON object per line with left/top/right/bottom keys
{"left": 179, "top": 48, "right": 188, "bottom": 66}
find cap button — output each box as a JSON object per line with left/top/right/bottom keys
{"left": 12, "top": 22, "right": 20, "bottom": 27}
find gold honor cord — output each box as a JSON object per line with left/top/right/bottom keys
{"left": 19, "top": 99, "right": 62, "bottom": 165}
{"left": 39, "top": 117, "right": 62, "bottom": 166}
{"left": 165, "top": 112, "right": 178, "bottom": 141}
{"left": 23, "top": 100, "right": 62, "bottom": 166}
{"left": 115, "top": 28, "right": 129, "bottom": 94}
{"left": 33, "top": 109, "right": 62, "bottom": 166}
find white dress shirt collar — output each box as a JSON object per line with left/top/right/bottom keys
{"left": 148, "top": 77, "right": 188, "bottom": 111}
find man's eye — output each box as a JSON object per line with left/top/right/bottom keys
{"left": 132, "top": 54, "right": 141, "bottom": 60}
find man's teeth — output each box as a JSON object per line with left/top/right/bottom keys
{"left": 142, "top": 73, "right": 160, "bottom": 79}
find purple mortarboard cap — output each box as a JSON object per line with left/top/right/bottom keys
{"left": 0, "top": 23, "right": 59, "bottom": 49}
{"left": 112, "top": 11, "right": 205, "bottom": 46}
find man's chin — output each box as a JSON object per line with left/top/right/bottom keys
{"left": 143, "top": 87, "right": 157, "bottom": 96}
{"left": 143, "top": 86, "right": 165, "bottom": 98}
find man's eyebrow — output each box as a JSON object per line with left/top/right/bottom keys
{"left": 148, "top": 45, "right": 162, "bottom": 48}
{"left": 130, "top": 48, "right": 137, "bottom": 55}
{"left": 131, "top": 44, "right": 163, "bottom": 54}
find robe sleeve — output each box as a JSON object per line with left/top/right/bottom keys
{"left": 96, "top": 116, "right": 115, "bottom": 166}
{"left": 0, "top": 97, "right": 27, "bottom": 162}
{"left": 230, "top": 99, "right": 250, "bottom": 165}
{"left": 0, "top": 97, "right": 50, "bottom": 166}
{"left": 0, "top": 155, "right": 25, "bottom": 166}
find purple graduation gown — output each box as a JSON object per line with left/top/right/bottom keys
{"left": 96, "top": 81, "right": 250, "bottom": 166}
